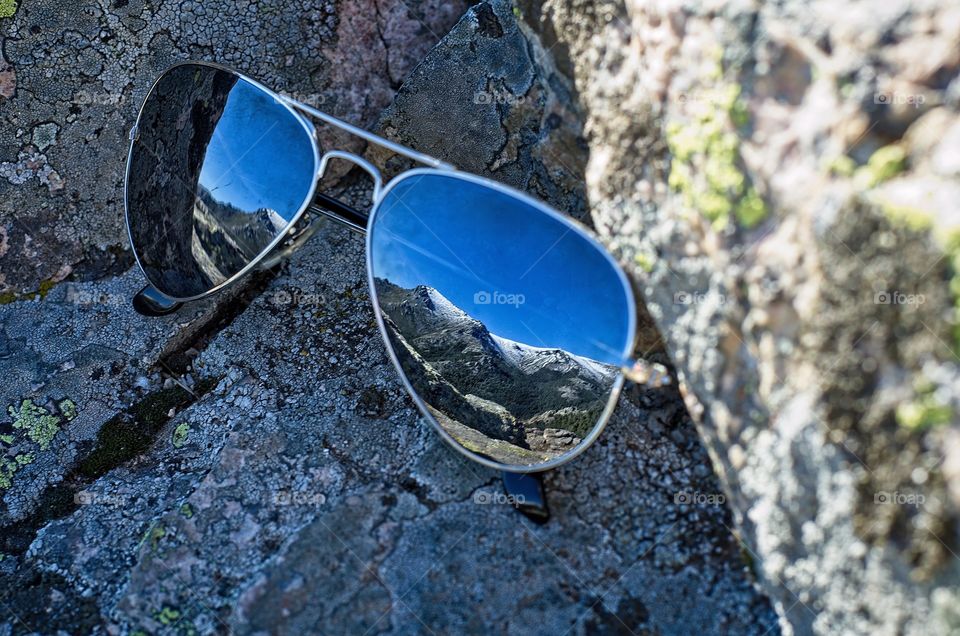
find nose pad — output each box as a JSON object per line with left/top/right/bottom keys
{"left": 318, "top": 150, "right": 384, "bottom": 205}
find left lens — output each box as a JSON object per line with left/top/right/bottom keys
{"left": 367, "top": 172, "right": 636, "bottom": 471}
{"left": 126, "top": 63, "right": 318, "bottom": 300}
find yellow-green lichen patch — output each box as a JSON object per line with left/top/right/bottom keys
{"left": 8, "top": 399, "right": 61, "bottom": 450}
{"left": 634, "top": 252, "right": 655, "bottom": 273}
{"left": 179, "top": 502, "right": 194, "bottom": 518}
{"left": 140, "top": 523, "right": 167, "bottom": 552}
{"left": 826, "top": 154, "right": 856, "bottom": 178}
{"left": 666, "top": 82, "right": 767, "bottom": 230}
{"left": 0, "top": 278, "right": 59, "bottom": 304}
{"left": 171, "top": 422, "right": 191, "bottom": 448}
{"left": 0, "top": 0, "right": 17, "bottom": 19}
{"left": 883, "top": 204, "right": 933, "bottom": 233}
{"left": 0, "top": 453, "right": 34, "bottom": 489}
{"left": 896, "top": 399, "right": 952, "bottom": 430}
{"left": 59, "top": 399, "right": 77, "bottom": 421}
{"left": 154, "top": 606, "right": 181, "bottom": 626}
{"left": 857, "top": 144, "right": 908, "bottom": 188}
{"left": 896, "top": 382, "right": 952, "bottom": 431}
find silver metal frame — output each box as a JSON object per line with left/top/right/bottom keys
{"left": 125, "top": 61, "right": 642, "bottom": 474}
{"left": 124, "top": 60, "right": 448, "bottom": 303}
{"left": 365, "top": 169, "right": 638, "bottom": 473}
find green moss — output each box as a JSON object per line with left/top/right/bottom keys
{"left": 0, "top": 453, "right": 33, "bottom": 489}
{"left": 666, "top": 79, "right": 767, "bottom": 230}
{"left": 155, "top": 606, "right": 180, "bottom": 626}
{"left": 171, "top": 422, "right": 190, "bottom": 448}
{"left": 859, "top": 144, "right": 907, "bottom": 187}
{"left": 0, "top": 279, "right": 58, "bottom": 304}
{"left": 0, "top": 0, "right": 16, "bottom": 19}
{"left": 826, "top": 155, "right": 856, "bottom": 178}
{"left": 897, "top": 399, "right": 952, "bottom": 431}
{"left": 129, "top": 385, "right": 193, "bottom": 429}
{"left": 36, "top": 278, "right": 56, "bottom": 299}
{"left": 883, "top": 204, "right": 933, "bottom": 232}
{"left": 78, "top": 414, "right": 149, "bottom": 478}
{"left": 8, "top": 400, "right": 61, "bottom": 450}
{"left": 634, "top": 252, "right": 655, "bottom": 273}
{"left": 179, "top": 502, "right": 193, "bottom": 518}
{"left": 78, "top": 379, "right": 218, "bottom": 480}
{"left": 58, "top": 399, "right": 77, "bottom": 421}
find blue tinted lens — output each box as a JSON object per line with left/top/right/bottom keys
{"left": 369, "top": 173, "right": 635, "bottom": 468}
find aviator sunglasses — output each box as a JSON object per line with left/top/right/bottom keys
{"left": 125, "top": 62, "right": 669, "bottom": 518}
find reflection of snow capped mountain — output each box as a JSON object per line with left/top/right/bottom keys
{"left": 380, "top": 282, "right": 618, "bottom": 383}
{"left": 404, "top": 285, "right": 474, "bottom": 329}
{"left": 375, "top": 279, "right": 619, "bottom": 429}
{"left": 489, "top": 334, "right": 616, "bottom": 385}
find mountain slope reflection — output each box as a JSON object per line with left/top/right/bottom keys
{"left": 188, "top": 186, "right": 289, "bottom": 285}
{"left": 375, "top": 278, "right": 620, "bottom": 466}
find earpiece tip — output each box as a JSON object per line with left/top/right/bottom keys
{"left": 502, "top": 471, "right": 550, "bottom": 524}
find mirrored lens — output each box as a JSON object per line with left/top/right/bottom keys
{"left": 369, "top": 173, "right": 635, "bottom": 469}
{"left": 126, "top": 64, "right": 317, "bottom": 299}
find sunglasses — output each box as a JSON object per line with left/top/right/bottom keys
{"left": 125, "top": 62, "right": 669, "bottom": 515}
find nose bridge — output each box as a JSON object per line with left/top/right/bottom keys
{"left": 318, "top": 150, "right": 383, "bottom": 204}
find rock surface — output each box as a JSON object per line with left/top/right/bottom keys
{"left": 0, "top": 0, "right": 468, "bottom": 296}
{"left": 0, "top": 2, "right": 776, "bottom": 635}
{"left": 514, "top": 0, "right": 960, "bottom": 634}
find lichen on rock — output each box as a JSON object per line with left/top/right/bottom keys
{"left": 666, "top": 62, "right": 767, "bottom": 230}
{"left": 0, "top": 0, "right": 17, "bottom": 19}
{"left": 7, "top": 399, "right": 60, "bottom": 451}
{"left": 515, "top": 0, "right": 960, "bottom": 633}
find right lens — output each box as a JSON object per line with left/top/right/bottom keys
{"left": 367, "top": 171, "right": 636, "bottom": 472}
{"left": 125, "top": 63, "right": 318, "bottom": 300}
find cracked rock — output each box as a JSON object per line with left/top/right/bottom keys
{"left": 1, "top": 1, "right": 778, "bottom": 634}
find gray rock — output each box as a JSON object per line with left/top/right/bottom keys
{"left": 373, "top": 0, "right": 589, "bottom": 220}
{"left": 1, "top": 1, "right": 778, "bottom": 634}
{"left": 0, "top": 0, "right": 469, "bottom": 295}
{"left": 515, "top": 0, "right": 960, "bottom": 634}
